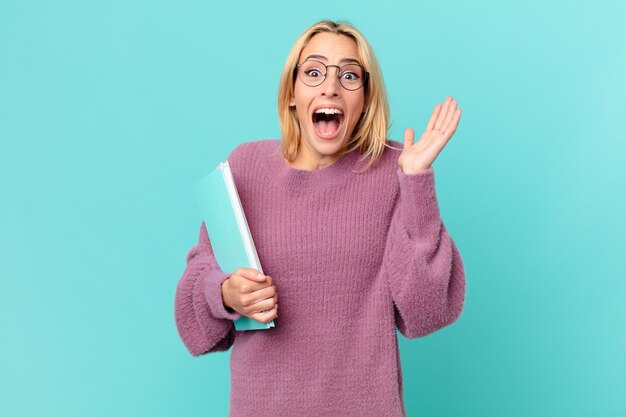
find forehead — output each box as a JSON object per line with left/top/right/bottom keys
{"left": 299, "top": 32, "right": 360, "bottom": 62}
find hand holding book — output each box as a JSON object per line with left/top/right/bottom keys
{"left": 195, "top": 160, "right": 276, "bottom": 330}
{"left": 221, "top": 268, "right": 278, "bottom": 323}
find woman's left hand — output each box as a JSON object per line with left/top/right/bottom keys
{"left": 398, "top": 96, "right": 462, "bottom": 175}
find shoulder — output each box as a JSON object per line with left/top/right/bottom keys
{"left": 227, "top": 139, "right": 281, "bottom": 179}
{"left": 228, "top": 139, "right": 281, "bottom": 162}
{"left": 366, "top": 140, "right": 405, "bottom": 191}
{"left": 383, "top": 140, "right": 404, "bottom": 161}
{"left": 358, "top": 139, "right": 403, "bottom": 173}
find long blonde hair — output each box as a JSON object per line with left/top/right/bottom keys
{"left": 276, "top": 20, "right": 399, "bottom": 173}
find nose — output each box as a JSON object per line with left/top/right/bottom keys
{"left": 320, "top": 65, "right": 341, "bottom": 97}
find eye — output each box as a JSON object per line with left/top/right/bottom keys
{"left": 341, "top": 71, "right": 360, "bottom": 80}
{"left": 305, "top": 69, "right": 323, "bottom": 78}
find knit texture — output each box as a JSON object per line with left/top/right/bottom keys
{"left": 174, "top": 139, "right": 466, "bottom": 417}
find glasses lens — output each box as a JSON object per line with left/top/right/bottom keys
{"left": 339, "top": 64, "right": 364, "bottom": 90}
{"left": 299, "top": 60, "right": 326, "bottom": 87}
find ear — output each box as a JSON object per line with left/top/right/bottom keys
{"left": 289, "top": 98, "right": 295, "bottom": 107}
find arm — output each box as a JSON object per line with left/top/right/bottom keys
{"left": 383, "top": 167, "right": 466, "bottom": 339}
{"left": 174, "top": 221, "right": 242, "bottom": 356}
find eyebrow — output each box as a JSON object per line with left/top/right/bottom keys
{"left": 302, "top": 54, "right": 361, "bottom": 65}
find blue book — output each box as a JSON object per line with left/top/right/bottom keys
{"left": 194, "top": 160, "right": 275, "bottom": 331}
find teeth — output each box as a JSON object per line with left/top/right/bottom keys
{"left": 314, "top": 108, "right": 343, "bottom": 115}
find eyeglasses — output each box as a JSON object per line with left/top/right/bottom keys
{"left": 295, "top": 59, "right": 369, "bottom": 91}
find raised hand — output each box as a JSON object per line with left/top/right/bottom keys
{"left": 398, "top": 96, "right": 462, "bottom": 175}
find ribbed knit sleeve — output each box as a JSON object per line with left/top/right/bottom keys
{"left": 174, "top": 221, "right": 242, "bottom": 356}
{"left": 383, "top": 166, "right": 466, "bottom": 339}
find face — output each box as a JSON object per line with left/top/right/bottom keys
{"left": 290, "top": 32, "right": 366, "bottom": 169}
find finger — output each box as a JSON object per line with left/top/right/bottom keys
{"left": 444, "top": 108, "right": 462, "bottom": 137}
{"left": 247, "top": 296, "right": 276, "bottom": 315}
{"left": 248, "top": 284, "right": 277, "bottom": 306}
{"left": 257, "top": 295, "right": 277, "bottom": 313}
{"left": 236, "top": 268, "right": 268, "bottom": 283}
{"left": 434, "top": 96, "right": 452, "bottom": 131}
{"left": 240, "top": 286, "right": 275, "bottom": 311}
{"left": 425, "top": 103, "right": 442, "bottom": 131}
{"left": 251, "top": 303, "right": 278, "bottom": 323}
{"left": 240, "top": 279, "right": 274, "bottom": 296}
{"left": 403, "top": 127, "right": 414, "bottom": 148}
{"left": 441, "top": 99, "right": 457, "bottom": 135}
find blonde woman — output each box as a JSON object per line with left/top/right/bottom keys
{"left": 175, "top": 19, "right": 465, "bottom": 417}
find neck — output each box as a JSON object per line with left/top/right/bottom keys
{"left": 288, "top": 142, "right": 349, "bottom": 171}
{"left": 287, "top": 154, "right": 342, "bottom": 171}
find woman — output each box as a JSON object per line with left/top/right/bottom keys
{"left": 174, "top": 20, "right": 465, "bottom": 417}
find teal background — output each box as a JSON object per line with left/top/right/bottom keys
{"left": 1, "top": 0, "right": 625, "bottom": 416}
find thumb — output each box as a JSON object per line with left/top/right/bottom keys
{"left": 403, "top": 128, "right": 414, "bottom": 149}
{"left": 239, "top": 268, "right": 267, "bottom": 282}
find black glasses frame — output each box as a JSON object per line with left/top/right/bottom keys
{"left": 294, "top": 59, "right": 370, "bottom": 91}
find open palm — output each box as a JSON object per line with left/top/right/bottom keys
{"left": 398, "top": 96, "right": 462, "bottom": 175}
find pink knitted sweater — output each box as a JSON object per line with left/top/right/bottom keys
{"left": 174, "top": 139, "right": 466, "bottom": 416}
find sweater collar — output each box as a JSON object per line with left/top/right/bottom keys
{"left": 272, "top": 140, "right": 365, "bottom": 188}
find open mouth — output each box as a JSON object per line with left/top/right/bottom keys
{"left": 312, "top": 108, "right": 344, "bottom": 139}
